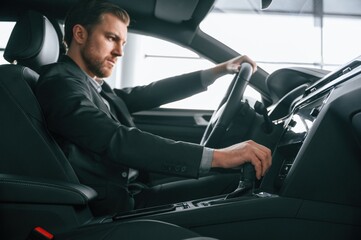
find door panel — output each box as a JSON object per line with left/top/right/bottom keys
{"left": 132, "top": 108, "right": 213, "bottom": 144}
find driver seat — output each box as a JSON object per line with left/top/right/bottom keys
{"left": 0, "top": 10, "right": 217, "bottom": 240}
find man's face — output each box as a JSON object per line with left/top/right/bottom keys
{"left": 80, "top": 13, "right": 127, "bottom": 78}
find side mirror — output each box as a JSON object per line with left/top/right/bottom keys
{"left": 261, "top": 0, "right": 272, "bottom": 10}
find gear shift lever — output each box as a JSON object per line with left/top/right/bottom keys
{"left": 224, "top": 163, "right": 256, "bottom": 199}
{"left": 254, "top": 101, "right": 273, "bottom": 134}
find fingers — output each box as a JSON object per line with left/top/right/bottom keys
{"left": 219, "top": 55, "right": 258, "bottom": 75}
{"left": 211, "top": 140, "right": 272, "bottom": 180}
{"left": 246, "top": 140, "right": 272, "bottom": 180}
{"left": 231, "top": 55, "right": 258, "bottom": 73}
{"left": 254, "top": 142, "right": 272, "bottom": 176}
{"left": 242, "top": 55, "right": 258, "bottom": 73}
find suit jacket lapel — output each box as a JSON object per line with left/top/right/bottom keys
{"left": 100, "top": 83, "right": 135, "bottom": 127}
{"left": 86, "top": 83, "right": 118, "bottom": 122}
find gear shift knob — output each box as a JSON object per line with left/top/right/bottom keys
{"left": 242, "top": 162, "right": 256, "bottom": 183}
{"left": 224, "top": 163, "right": 256, "bottom": 199}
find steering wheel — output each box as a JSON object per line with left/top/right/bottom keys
{"left": 200, "top": 63, "right": 253, "bottom": 148}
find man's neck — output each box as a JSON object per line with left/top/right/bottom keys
{"left": 66, "top": 49, "right": 96, "bottom": 79}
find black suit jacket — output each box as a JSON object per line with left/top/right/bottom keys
{"left": 35, "top": 56, "right": 208, "bottom": 213}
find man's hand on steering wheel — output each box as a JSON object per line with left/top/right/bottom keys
{"left": 200, "top": 56, "right": 257, "bottom": 148}
{"left": 213, "top": 55, "right": 258, "bottom": 76}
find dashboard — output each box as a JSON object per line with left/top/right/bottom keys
{"left": 264, "top": 56, "right": 361, "bottom": 207}
{"left": 110, "top": 55, "right": 361, "bottom": 239}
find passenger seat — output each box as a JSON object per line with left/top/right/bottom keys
{"left": 0, "top": 10, "right": 217, "bottom": 240}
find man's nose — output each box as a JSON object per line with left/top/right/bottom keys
{"left": 113, "top": 43, "right": 123, "bottom": 57}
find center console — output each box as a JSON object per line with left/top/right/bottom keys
{"left": 253, "top": 57, "right": 361, "bottom": 214}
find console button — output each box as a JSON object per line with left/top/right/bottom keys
{"left": 310, "top": 107, "right": 320, "bottom": 117}
{"left": 280, "top": 164, "right": 292, "bottom": 176}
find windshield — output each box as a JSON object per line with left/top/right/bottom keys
{"left": 201, "top": 0, "right": 361, "bottom": 73}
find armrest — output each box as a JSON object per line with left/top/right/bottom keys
{"left": 0, "top": 174, "right": 97, "bottom": 205}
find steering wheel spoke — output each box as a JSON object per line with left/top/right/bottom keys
{"left": 200, "top": 63, "right": 253, "bottom": 148}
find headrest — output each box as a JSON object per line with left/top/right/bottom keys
{"left": 4, "top": 10, "right": 59, "bottom": 73}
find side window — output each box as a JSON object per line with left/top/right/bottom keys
{"left": 0, "top": 22, "right": 16, "bottom": 64}
{"left": 107, "top": 33, "right": 261, "bottom": 110}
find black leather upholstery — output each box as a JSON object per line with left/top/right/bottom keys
{"left": 0, "top": 64, "right": 79, "bottom": 183}
{"left": 0, "top": 174, "right": 97, "bottom": 205}
{"left": 0, "top": 10, "right": 217, "bottom": 240}
{"left": 3, "top": 10, "right": 59, "bottom": 74}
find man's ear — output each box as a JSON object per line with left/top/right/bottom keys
{"left": 72, "top": 24, "right": 88, "bottom": 44}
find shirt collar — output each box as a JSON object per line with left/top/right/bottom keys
{"left": 87, "top": 75, "right": 104, "bottom": 93}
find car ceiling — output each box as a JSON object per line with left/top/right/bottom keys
{"left": 1, "top": 0, "right": 216, "bottom": 54}
{"left": 0, "top": 0, "right": 214, "bottom": 31}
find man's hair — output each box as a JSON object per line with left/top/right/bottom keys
{"left": 64, "top": 0, "right": 130, "bottom": 47}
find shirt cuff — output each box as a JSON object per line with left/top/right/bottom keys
{"left": 199, "top": 147, "right": 214, "bottom": 176}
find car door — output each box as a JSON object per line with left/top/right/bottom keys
{"left": 132, "top": 108, "right": 212, "bottom": 144}
{"left": 107, "top": 33, "right": 235, "bottom": 144}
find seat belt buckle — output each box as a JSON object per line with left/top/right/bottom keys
{"left": 27, "top": 227, "right": 54, "bottom": 240}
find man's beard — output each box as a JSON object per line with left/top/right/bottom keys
{"left": 81, "top": 47, "right": 109, "bottom": 78}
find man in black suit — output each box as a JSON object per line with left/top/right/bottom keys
{"left": 35, "top": 0, "right": 272, "bottom": 216}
